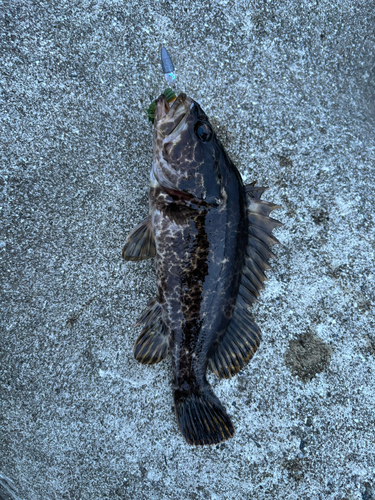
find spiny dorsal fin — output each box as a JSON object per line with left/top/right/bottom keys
{"left": 248, "top": 213, "right": 283, "bottom": 234}
{"left": 244, "top": 184, "right": 269, "bottom": 200}
{"left": 208, "top": 182, "right": 282, "bottom": 379}
{"left": 122, "top": 215, "right": 156, "bottom": 261}
{"left": 133, "top": 298, "right": 169, "bottom": 364}
{"left": 247, "top": 198, "right": 282, "bottom": 217}
{"left": 241, "top": 182, "right": 282, "bottom": 301}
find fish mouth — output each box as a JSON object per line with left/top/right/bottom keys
{"left": 154, "top": 93, "right": 191, "bottom": 136}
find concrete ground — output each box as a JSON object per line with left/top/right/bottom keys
{"left": 1, "top": 0, "right": 375, "bottom": 498}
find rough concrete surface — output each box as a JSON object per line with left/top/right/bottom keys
{"left": 1, "top": 0, "right": 375, "bottom": 498}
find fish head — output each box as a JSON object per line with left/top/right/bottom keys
{"left": 152, "top": 93, "right": 226, "bottom": 205}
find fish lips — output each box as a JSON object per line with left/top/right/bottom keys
{"left": 154, "top": 93, "right": 191, "bottom": 137}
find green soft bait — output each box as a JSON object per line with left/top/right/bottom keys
{"left": 146, "top": 88, "right": 176, "bottom": 124}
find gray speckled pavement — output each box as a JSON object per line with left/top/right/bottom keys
{"left": 1, "top": 1, "right": 375, "bottom": 499}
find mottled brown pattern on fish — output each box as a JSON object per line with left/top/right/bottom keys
{"left": 122, "top": 92, "right": 282, "bottom": 445}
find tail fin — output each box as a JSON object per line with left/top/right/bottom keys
{"left": 174, "top": 388, "right": 234, "bottom": 446}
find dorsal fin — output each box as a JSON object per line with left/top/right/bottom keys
{"left": 209, "top": 183, "right": 282, "bottom": 379}
{"left": 122, "top": 215, "right": 156, "bottom": 261}
{"left": 244, "top": 184, "right": 269, "bottom": 200}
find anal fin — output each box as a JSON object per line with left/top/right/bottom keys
{"left": 122, "top": 215, "right": 156, "bottom": 261}
{"left": 133, "top": 298, "right": 169, "bottom": 364}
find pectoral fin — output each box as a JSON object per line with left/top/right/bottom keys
{"left": 122, "top": 215, "right": 156, "bottom": 261}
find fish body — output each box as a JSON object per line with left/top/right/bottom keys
{"left": 123, "top": 93, "right": 281, "bottom": 445}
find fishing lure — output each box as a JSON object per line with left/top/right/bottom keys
{"left": 161, "top": 47, "right": 177, "bottom": 87}
{"left": 146, "top": 47, "right": 177, "bottom": 123}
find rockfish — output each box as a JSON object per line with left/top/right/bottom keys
{"left": 123, "top": 92, "right": 281, "bottom": 445}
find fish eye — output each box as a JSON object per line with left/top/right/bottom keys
{"left": 194, "top": 122, "right": 213, "bottom": 142}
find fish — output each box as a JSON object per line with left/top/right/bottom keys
{"left": 122, "top": 92, "right": 282, "bottom": 445}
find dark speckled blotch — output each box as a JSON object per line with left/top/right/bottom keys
{"left": 122, "top": 93, "right": 282, "bottom": 446}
